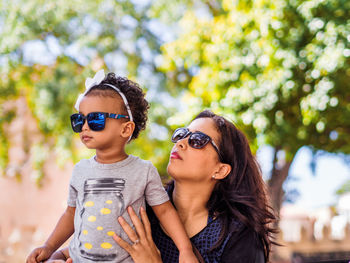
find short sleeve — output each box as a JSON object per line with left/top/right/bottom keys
{"left": 144, "top": 164, "right": 169, "bottom": 206}
{"left": 67, "top": 166, "right": 78, "bottom": 207}
{"left": 221, "top": 226, "right": 266, "bottom": 263}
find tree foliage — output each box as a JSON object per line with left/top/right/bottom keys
{"left": 1, "top": 0, "right": 349, "bottom": 219}
{"left": 0, "top": 0, "right": 176, "bottom": 184}
{"left": 336, "top": 179, "right": 350, "bottom": 195}
{"left": 159, "top": 0, "right": 350, "bottom": 215}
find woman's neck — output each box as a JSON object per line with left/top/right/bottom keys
{"left": 172, "top": 181, "right": 214, "bottom": 237}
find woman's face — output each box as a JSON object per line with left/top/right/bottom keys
{"left": 167, "top": 117, "right": 222, "bottom": 182}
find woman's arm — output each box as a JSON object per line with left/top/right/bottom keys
{"left": 113, "top": 206, "right": 163, "bottom": 263}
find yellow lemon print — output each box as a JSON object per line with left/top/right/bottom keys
{"left": 101, "top": 242, "right": 112, "bottom": 249}
{"left": 83, "top": 230, "right": 88, "bottom": 235}
{"left": 100, "top": 208, "right": 111, "bottom": 215}
{"left": 106, "top": 200, "right": 113, "bottom": 204}
{"left": 107, "top": 231, "right": 115, "bottom": 236}
{"left": 97, "top": 226, "right": 103, "bottom": 231}
{"left": 88, "top": 216, "right": 96, "bottom": 222}
{"left": 84, "top": 243, "right": 93, "bottom": 250}
{"left": 84, "top": 201, "right": 94, "bottom": 207}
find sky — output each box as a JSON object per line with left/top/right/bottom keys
{"left": 257, "top": 146, "right": 350, "bottom": 210}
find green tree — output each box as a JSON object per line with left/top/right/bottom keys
{"left": 336, "top": 172, "right": 350, "bottom": 195}
{"left": 159, "top": 0, "right": 350, "bottom": 219}
{"left": 0, "top": 0, "right": 176, "bottom": 184}
{"left": 2, "top": 0, "right": 349, "bottom": 224}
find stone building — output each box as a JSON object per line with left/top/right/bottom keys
{"left": 276, "top": 200, "right": 350, "bottom": 263}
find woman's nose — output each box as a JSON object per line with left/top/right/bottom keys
{"left": 176, "top": 137, "right": 187, "bottom": 149}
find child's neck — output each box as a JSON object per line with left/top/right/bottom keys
{"left": 95, "top": 149, "right": 128, "bottom": 164}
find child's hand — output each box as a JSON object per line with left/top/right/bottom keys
{"left": 43, "top": 261, "right": 66, "bottom": 263}
{"left": 43, "top": 259, "right": 72, "bottom": 263}
{"left": 26, "top": 245, "right": 54, "bottom": 263}
{"left": 179, "top": 249, "right": 200, "bottom": 263}
{"left": 43, "top": 258, "right": 72, "bottom": 263}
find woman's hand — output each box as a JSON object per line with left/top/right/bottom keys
{"left": 113, "top": 206, "right": 162, "bottom": 263}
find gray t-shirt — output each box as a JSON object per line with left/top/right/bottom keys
{"left": 68, "top": 155, "right": 169, "bottom": 263}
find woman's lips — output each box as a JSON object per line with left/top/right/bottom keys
{"left": 170, "top": 151, "right": 182, "bottom": 160}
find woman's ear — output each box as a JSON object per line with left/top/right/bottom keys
{"left": 214, "top": 163, "right": 231, "bottom": 180}
{"left": 121, "top": 121, "right": 135, "bottom": 139}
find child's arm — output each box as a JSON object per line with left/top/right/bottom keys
{"left": 152, "top": 201, "right": 199, "bottom": 263}
{"left": 26, "top": 206, "right": 75, "bottom": 263}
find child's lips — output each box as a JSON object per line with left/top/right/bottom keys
{"left": 82, "top": 135, "right": 92, "bottom": 141}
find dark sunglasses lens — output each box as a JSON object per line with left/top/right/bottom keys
{"left": 71, "top": 114, "right": 84, "bottom": 133}
{"left": 87, "top": 112, "right": 106, "bottom": 131}
{"left": 188, "top": 133, "right": 210, "bottom": 149}
{"left": 172, "top": 128, "right": 188, "bottom": 143}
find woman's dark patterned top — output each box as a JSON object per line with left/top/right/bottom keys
{"left": 147, "top": 187, "right": 266, "bottom": 263}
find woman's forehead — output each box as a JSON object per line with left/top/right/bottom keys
{"left": 188, "top": 118, "right": 220, "bottom": 140}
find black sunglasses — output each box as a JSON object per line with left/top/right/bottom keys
{"left": 70, "top": 112, "right": 129, "bottom": 133}
{"left": 171, "top": 128, "right": 222, "bottom": 159}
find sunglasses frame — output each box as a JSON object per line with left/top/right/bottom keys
{"left": 171, "top": 127, "right": 222, "bottom": 160}
{"left": 70, "top": 112, "right": 129, "bottom": 133}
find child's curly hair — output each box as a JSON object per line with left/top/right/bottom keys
{"left": 85, "top": 72, "right": 149, "bottom": 140}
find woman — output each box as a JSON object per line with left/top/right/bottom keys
{"left": 114, "top": 110, "right": 277, "bottom": 263}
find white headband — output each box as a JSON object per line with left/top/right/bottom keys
{"left": 74, "top": 69, "right": 134, "bottom": 122}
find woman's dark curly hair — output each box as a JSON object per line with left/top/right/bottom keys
{"left": 194, "top": 110, "right": 277, "bottom": 261}
{"left": 85, "top": 72, "right": 149, "bottom": 140}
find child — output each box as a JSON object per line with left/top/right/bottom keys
{"left": 26, "top": 70, "right": 198, "bottom": 263}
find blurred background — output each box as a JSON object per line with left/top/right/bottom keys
{"left": 0, "top": 0, "right": 350, "bottom": 262}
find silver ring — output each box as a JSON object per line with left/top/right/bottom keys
{"left": 132, "top": 239, "right": 140, "bottom": 246}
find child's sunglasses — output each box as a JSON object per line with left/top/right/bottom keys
{"left": 70, "top": 112, "right": 129, "bottom": 133}
{"left": 171, "top": 128, "right": 222, "bottom": 159}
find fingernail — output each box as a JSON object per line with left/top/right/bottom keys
{"left": 140, "top": 206, "right": 144, "bottom": 211}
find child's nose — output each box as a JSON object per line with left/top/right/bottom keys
{"left": 82, "top": 120, "right": 89, "bottom": 131}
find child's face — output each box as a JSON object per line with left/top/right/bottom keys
{"left": 78, "top": 95, "right": 127, "bottom": 151}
